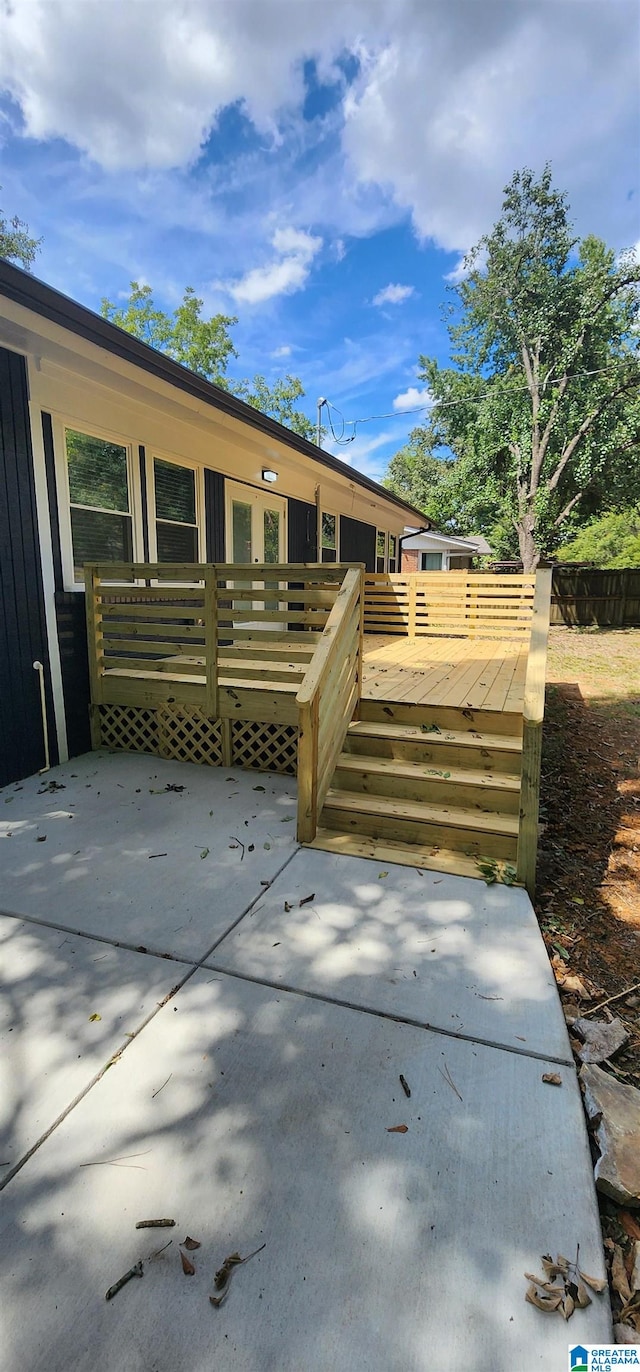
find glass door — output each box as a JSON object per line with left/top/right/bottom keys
{"left": 226, "top": 482, "right": 286, "bottom": 623}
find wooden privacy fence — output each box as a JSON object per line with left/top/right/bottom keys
{"left": 364, "top": 572, "right": 537, "bottom": 639}
{"left": 550, "top": 566, "right": 640, "bottom": 627}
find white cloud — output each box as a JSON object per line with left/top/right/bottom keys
{"left": 272, "top": 344, "right": 292, "bottom": 357}
{"left": 372, "top": 282, "right": 415, "bottom": 306}
{"left": 342, "top": 2, "right": 639, "bottom": 253}
{"left": 0, "top": 0, "right": 637, "bottom": 257}
{"left": 393, "top": 386, "right": 432, "bottom": 412}
{"left": 222, "top": 227, "right": 322, "bottom": 305}
{"left": 325, "top": 427, "right": 399, "bottom": 480}
{"left": 444, "top": 256, "right": 470, "bottom": 284}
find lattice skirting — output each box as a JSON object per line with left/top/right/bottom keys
{"left": 231, "top": 720, "right": 297, "bottom": 776}
{"left": 95, "top": 705, "right": 297, "bottom": 776}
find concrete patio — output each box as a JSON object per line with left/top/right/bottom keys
{"left": 0, "top": 752, "right": 611, "bottom": 1370}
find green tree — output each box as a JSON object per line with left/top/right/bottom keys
{"left": 556, "top": 506, "right": 640, "bottom": 567}
{"left": 234, "top": 373, "right": 315, "bottom": 441}
{"left": 399, "top": 167, "right": 640, "bottom": 569}
{"left": 102, "top": 282, "right": 238, "bottom": 388}
{"left": 384, "top": 425, "right": 454, "bottom": 518}
{"left": 102, "top": 281, "right": 315, "bottom": 438}
{"left": 0, "top": 189, "right": 41, "bottom": 269}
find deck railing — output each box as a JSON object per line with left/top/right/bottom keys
{"left": 516, "top": 568, "right": 553, "bottom": 893}
{"left": 85, "top": 561, "right": 361, "bottom": 720}
{"left": 364, "top": 572, "right": 537, "bottom": 639}
{"left": 296, "top": 568, "right": 364, "bottom": 843}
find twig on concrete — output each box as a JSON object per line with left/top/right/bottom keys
{"left": 437, "top": 1059, "right": 463, "bottom": 1102}
{"left": 105, "top": 1261, "right": 143, "bottom": 1301}
{"left": 151, "top": 1074, "right": 172, "bottom": 1099}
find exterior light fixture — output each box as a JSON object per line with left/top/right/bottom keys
{"left": 262, "top": 468, "right": 278, "bottom": 483}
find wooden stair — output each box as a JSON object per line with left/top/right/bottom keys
{"left": 309, "top": 702, "right": 524, "bottom": 881}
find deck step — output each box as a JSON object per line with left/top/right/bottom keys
{"left": 359, "top": 698, "right": 523, "bottom": 738}
{"left": 308, "top": 830, "right": 521, "bottom": 883}
{"left": 323, "top": 789, "right": 519, "bottom": 837}
{"left": 333, "top": 753, "right": 520, "bottom": 813}
{"left": 345, "top": 720, "right": 522, "bottom": 775}
{"left": 347, "top": 720, "right": 522, "bottom": 753}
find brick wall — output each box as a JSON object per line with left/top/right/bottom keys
{"left": 400, "top": 546, "right": 419, "bottom": 572}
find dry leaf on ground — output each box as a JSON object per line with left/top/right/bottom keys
{"left": 180, "top": 1251, "right": 196, "bottom": 1276}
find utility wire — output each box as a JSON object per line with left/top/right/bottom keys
{"left": 324, "top": 362, "right": 638, "bottom": 442}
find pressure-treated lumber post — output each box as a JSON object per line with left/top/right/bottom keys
{"left": 408, "top": 575, "right": 417, "bottom": 636}
{"left": 204, "top": 565, "right": 218, "bottom": 718}
{"left": 296, "top": 697, "right": 319, "bottom": 842}
{"left": 517, "top": 568, "right": 552, "bottom": 895}
{"left": 355, "top": 567, "right": 364, "bottom": 715}
{"left": 84, "top": 564, "right": 104, "bottom": 747}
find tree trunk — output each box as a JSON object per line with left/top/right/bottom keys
{"left": 516, "top": 515, "right": 541, "bottom": 572}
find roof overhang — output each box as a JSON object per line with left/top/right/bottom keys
{"left": 0, "top": 259, "right": 430, "bottom": 528}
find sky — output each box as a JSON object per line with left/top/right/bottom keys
{"left": 0, "top": 0, "right": 638, "bottom": 483}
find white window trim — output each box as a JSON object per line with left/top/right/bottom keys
{"left": 146, "top": 449, "right": 205, "bottom": 566}
{"left": 376, "top": 528, "right": 388, "bottom": 573}
{"left": 53, "top": 414, "right": 143, "bottom": 591}
{"left": 388, "top": 532, "right": 398, "bottom": 573}
{"left": 320, "top": 509, "right": 339, "bottom": 562}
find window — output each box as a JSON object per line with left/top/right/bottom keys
{"left": 388, "top": 534, "right": 397, "bottom": 573}
{"left": 321, "top": 512, "right": 338, "bottom": 563}
{"left": 420, "top": 551, "right": 442, "bottom": 571}
{"left": 65, "top": 428, "right": 133, "bottom": 580}
{"left": 154, "top": 458, "right": 198, "bottom": 562}
{"left": 376, "top": 530, "right": 387, "bottom": 573}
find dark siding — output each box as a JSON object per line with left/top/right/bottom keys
{"left": 288, "top": 497, "right": 317, "bottom": 562}
{"left": 204, "top": 469, "right": 225, "bottom": 560}
{"left": 54, "top": 591, "right": 91, "bottom": 758}
{"left": 0, "top": 349, "right": 57, "bottom": 784}
{"left": 42, "top": 411, "right": 63, "bottom": 592}
{"left": 339, "top": 515, "right": 376, "bottom": 573}
{"left": 43, "top": 409, "right": 92, "bottom": 759}
{"left": 139, "top": 445, "right": 150, "bottom": 561}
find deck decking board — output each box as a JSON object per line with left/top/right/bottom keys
{"left": 360, "top": 635, "right": 527, "bottom": 713}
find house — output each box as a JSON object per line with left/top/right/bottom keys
{"left": 401, "top": 528, "right": 492, "bottom": 571}
{"left": 0, "top": 258, "right": 429, "bottom": 788}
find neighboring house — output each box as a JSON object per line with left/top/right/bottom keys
{"left": 401, "top": 528, "right": 492, "bottom": 571}
{"left": 0, "top": 259, "right": 429, "bottom": 787}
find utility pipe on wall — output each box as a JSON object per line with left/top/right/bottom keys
{"left": 33, "top": 660, "right": 51, "bottom": 773}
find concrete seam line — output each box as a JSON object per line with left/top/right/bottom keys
{"left": 0, "top": 846, "right": 299, "bottom": 969}
{"left": 0, "top": 962, "right": 199, "bottom": 1194}
{"left": 188, "top": 846, "right": 301, "bottom": 971}
{"left": 0, "top": 849, "right": 300, "bottom": 1191}
{"left": 0, "top": 906, "right": 197, "bottom": 967}
{"left": 201, "top": 960, "right": 576, "bottom": 1068}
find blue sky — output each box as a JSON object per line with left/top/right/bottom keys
{"left": 0, "top": 0, "right": 638, "bottom": 482}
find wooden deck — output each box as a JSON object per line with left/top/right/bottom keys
{"left": 361, "top": 635, "right": 528, "bottom": 713}
{"left": 84, "top": 564, "right": 551, "bottom": 893}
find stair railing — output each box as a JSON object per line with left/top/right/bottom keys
{"left": 296, "top": 567, "right": 364, "bottom": 843}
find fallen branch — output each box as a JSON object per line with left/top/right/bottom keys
{"left": 580, "top": 981, "right": 640, "bottom": 1019}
